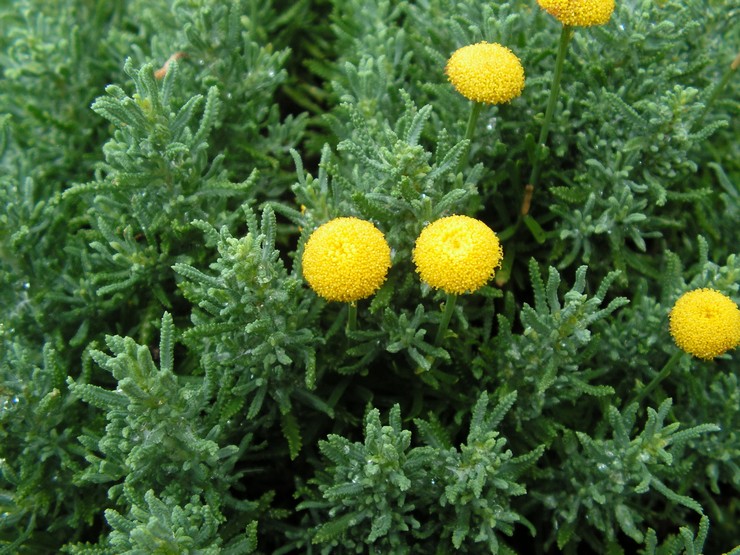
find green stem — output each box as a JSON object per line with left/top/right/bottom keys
{"left": 528, "top": 24, "right": 573, "bottom": 191}
{"left": 457, "top": 101, "right": 484, "bottom": 173}
{"left": 346, "top": 302, "right": 357, "bottom": 334}
{"left": 435, "top": 293, "right": 457, "bottom": 345}
{"left": 630, "top": 350, "right": 683, "bottom": 407}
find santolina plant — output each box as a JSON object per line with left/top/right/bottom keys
{"left": 1, "top": 0, "right": 738, "bottom": 554}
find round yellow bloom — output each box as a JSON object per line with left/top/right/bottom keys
{"left": 413, "top": 215, "right": 503, "bottom": 295}
{"left": 537, "top": 0, "right": 615, "bottom": 27}
{"left": 302, "top": 217, "right": 391, "bottom": 302}
{"left": 669, "top": 289, "right": 740, "bottom": 360}
{"left": 445, "top": 42, "right": 525, "bottom": 105}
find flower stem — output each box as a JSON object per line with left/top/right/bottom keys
{"left": 527, "top": 24, "right": 573, "bottom": 193}
{"left": 457, "top": 101, "right": 484, "bottom": 173}
{"left": 346, "top": 302, "right": 357, "bottom": 334}
{"left": 435, "top": 293, "right": 458, "bottom": 345}
{"left": 630, "top": 350, "right": 683, "bottom": 407}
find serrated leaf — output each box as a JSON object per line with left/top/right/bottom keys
{"left": 405, "top": 104, "right": 432, "bottom": 146}
{"left": 353, "top": 191, "right": 397, "bottom": 220}
{"left": 550, "top": 185, "right": 590, "bottom": 204}
{"left": 261, "top": 204, "right": 277, "bottom": 254}
{"left": 172, "top": 263, "right": 223, "bottom": 289}
{"left": 604, "top": 91, "right": 645, "bottom": 127}
{"left": 528, "top": 258, "right": 546, "bottom": 313}
{"left": 488, "top": 391, "right": 518, "bottom": 430}
{"left": 468, "top": 391, "right": 489, "bottom": 440}
{"left": 68, "top": 380, "right": 127, "bottom": 410}
{"left": 615, "top": 504, "right": 643, "bottom": 543}
{"left": 313, "top": 512, "right": 362, "bottom": 544}
{"left": 367, "top": 512, "right": 392, "bottom": 542}
{"left": 432, "top": 188, "right": 469, "bottom": 218}
{"left": 650, "top": 478, "right": 703, "bottom": 514}
{"left": 452, "top": 523, "right": 468, "bottom": 549}
{"left": 281, "top": 412, "right": 302, "bottom": 460}
{"left": 426, "top": 140, "right": 468, "bottom": 182}
{"left": 159, "top": 312, "right": 174, "bottom": 374}
{"left": 414, "top": 414, "right": 453, "bottom": 450}
{"left": 193, "top": 86, "right": 221, "bottom": 147}
{"left": 557, "top": 521, "right": 576, "bottom": 551}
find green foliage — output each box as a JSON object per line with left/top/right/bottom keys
{"left": 487, "top": 259, "right": 628, "bottom": 426}
{"left": 307, "top": 404, "right": 428, "bottom": 552}
{"left": 66, "top": 313, "right": 259, "bottom": 552}
{"left": 633, "top": 515, "right": 719, "bottom": 555}
{"left": 123, "top": 0, "right": 308, "bottom": 184}
{"left": 61, "top": 57, "right": 256, "bottom": 338}
{"left": 0, "top": 334, "right": 105, "bottom": 552}
{"left": 101, "top": 490, "right": 257, "bottom": 555}
{"left": 429, "top": 392, "right": 544, "bottom": 553}
{"left": 64, "top": 490, "right": 258, "bottom": 555}
{"left": 545, "top": 399, "right": 718, "bottom": 551}
{"left": 297, "top": 392, "right": 541, "bottom": 553}
{"left": 173, "top": 204, "right": 322, "bottom": 447}
{"left": 1, "top": 0, "right": 739, "bottom": 553}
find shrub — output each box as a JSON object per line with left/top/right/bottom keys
{"left": 1, "top": 0, "right": 738, "bottom": 553}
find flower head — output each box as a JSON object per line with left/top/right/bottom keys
{"left": 302, "top": 217, "right": 391, "bottom": 302}
{"left": 413, "top": 215, "right": 502, "bottom": 295}
{"left": 445, "top": 42, "right": 525, "bottom": 105}
{"left": 537, "top": 0, "right": 615, "bottom": 27}
{"left": 669, "top": 288, "right": 740, "bottom": 360}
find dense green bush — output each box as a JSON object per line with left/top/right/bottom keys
{"left": 1, "top": 0, "right": 738, "bottom": 553}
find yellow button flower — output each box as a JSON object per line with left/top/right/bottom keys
{"left": 445, "top": 42, "right": 525, "bottom": 105}
{"left": 302, "top": 217, "right": 391, "bottom": 302}
{"left": 669, "top": 288, "right": 740, "bottom": 360}
{"left": 413, "top": 215, "right": 502, "bottom": 295}
{"left": 537, "top": 0, "right": 615, "bottom": 27}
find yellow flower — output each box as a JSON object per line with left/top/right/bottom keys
{"left": 302, "top": 217, "right": 391, "bottom": 302}
{"left": 537, "top": 0, "right": 615, "bottom": 27}
{"left": 445, "top": 42, "right": 525, "bottom": 105}
{"left": 669, "top": 288, "right": 740, "bottom": 360}
{"left": 413, "top": 215, "right": 503, "bottom": 295}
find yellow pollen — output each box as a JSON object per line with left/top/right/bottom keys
{"left": 669, "top": 288, "right": 740, "bottom": 360}
{"left": 445, "top": 42, "right": 525, "bottom": 105}
{"left": 302, "top": 217, "right": 391, "bottom": 302}
{"left": 537, "top": 0, "right": 615, "bottom": 27}
{"left": 413, "top": 215, "right": 503, "bottom": 295}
